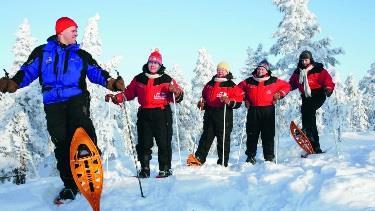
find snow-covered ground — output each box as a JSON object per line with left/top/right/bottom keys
{"left": 0, "top": 132, "right": 374, "bottom": 211}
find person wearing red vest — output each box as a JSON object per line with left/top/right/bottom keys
{"left": 238, "top": 59, "right": 290, "bottom": 164}
{"left": 106, "top": 49, "right": 183, "bottom": 178}
{"left": 289, "top": 50, "right": 335, "bottom": 153}
{"left": 187, "top": 62, "right": 243, "bottom": 167}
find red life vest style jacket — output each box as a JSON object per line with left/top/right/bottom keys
{"left": 289, "top": 63, "right": 335, "bottom": 95}
{"left": 123, "top": 72, "right": 183, "bottom": 109}
{"left": 202, "top": 77, "right": 244, "bottom": 109}
{"left": 238, "top": 76, "right": 290, "bottom": 107}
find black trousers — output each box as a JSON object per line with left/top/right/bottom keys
{"left": 195, "top": 108, "right": 233, "bottom": 166}
{"left": 245, "top": 105, "right": 275, "bottom": 161}
{"left": 44, "top": 92, "right": 97, "bottom": 190}
{"left": 301, "top": 93, "right": 326, "bottom": 152}
{"left": 136, "top": 106, "right": 173, "bottom": 171}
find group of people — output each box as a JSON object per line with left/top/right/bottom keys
{"left": 0, "top": 17, "right": 335, "bottom": 202}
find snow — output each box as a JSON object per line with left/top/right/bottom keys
{"left": 0, "top": 132, "right": 374, "bottom": 211}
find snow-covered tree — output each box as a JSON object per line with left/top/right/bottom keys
{"left": 271, "top": 0, "right": 343, "bottom": 74}
{"left": 10, "top": 18, "right": 36, "bottom": 75}
{"left": 81, "top": 13, "right": 102, "bottom": 58}
{"left": 344, "top": 75, "right": 368, "bottom": 131}
{"left": 240, "top": 44, "right": 268, "bottom": 79}
{"left": 167, "top": 64, "right": 195, "bottom": 152}
{"left": 359, "top": 62, "right": 375, "bottom": 130}
{"left": 189, "top": 49, "right": 216, "bottom": 150}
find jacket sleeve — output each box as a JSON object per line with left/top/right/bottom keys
{"left": 288, "top": 71, "right": 299, "bottom": 91}
{"left": 11, "top": 45, "right": 44, "bottom": 88}
{"left": 80, "top": 50, "right": 111, "bottom": 87}
{"left": 319, "top": 69, "right": 335, "bottom": 92}
{"left": 123, "top": 77, "right": 137, "bottom": 101}
{"left": 276, "top": 78, "right": 291, "bottom": 98}
{"left": 228, "top": 85, "right": 244, "bottom": 109}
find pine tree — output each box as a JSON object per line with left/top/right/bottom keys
{"left": 166, "top": 64, "right": 195, "bottom": 152}
{"left": 240, "top": 44, "right": 268, "bottom": 79}
{"left": 190, "top": 49, "right": 216, "bottom": 151}
{"left": 344, "top": 75, "right": 368, "bottom": 131}
{"left": 81, "top": 13, "right": 102, "bottom": 58}
{"left": 10, "top": 18, "right": 36, "bottom": 75}
{"left": 359, "top": 62, "right": 375, "bottom": 130}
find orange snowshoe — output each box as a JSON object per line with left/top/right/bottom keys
{"left": 70, "top": 127, "right": 103, "bottom": 211}
{"left": 187, "top": 154, "right": 202, "bottom": 166}
{"left": 290, "top": 121, "right": 315, "bottom": 154}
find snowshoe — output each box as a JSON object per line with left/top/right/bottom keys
{"left": 187, "top": 154, "right": 202, "bottom": 166}
{"left": 156, "top": 169, "right": 173, "bottom": 178}
{"left": 54, "top": 187, "right": 78, "bottom": 205}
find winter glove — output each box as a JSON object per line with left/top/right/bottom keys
{"left": 272, "top": 92, "right": 281, "bottom": 105}
{"left": 0, "top": 77, "right": 9, "bottom": 93}
{"left": 219, "top": 95, "right": 231, "bottom": 105}
{"left": 197, "top": 98, "right": 205, "bottom": 110}
{"left": 169, "top": 84, "right": 182, "bottom": 97}
{"left": 105, "top": 93, "right": 125, "bottom": 105}
{"left": 107, "top": 76, "right": 125, "bottom": 92}
{"left": 0, "top": 77, "right": 18, "bottom": 93}
{"left": 324, "top": 88, "right": 333, "bottom": 97}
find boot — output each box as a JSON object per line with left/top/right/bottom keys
{"left": 157, "top": 169, "right": 173, "bottom": 178}
{"left": 187, "top": 154, "right": 202, "bottom": 166}
{"left": 54, "top": 187, "right": 79, "bottom": 204}
{"left": 246, "top": 156, "right": 256, "bottom": 165}
{"left": 138, "top": 167, "right": 150, "bottom": 178}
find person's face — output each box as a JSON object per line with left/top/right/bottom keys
{"left": 301, "top": 58, "right": 311, "bottom": 67}
{"left": 257, "top": 67, "right": 268, "bottom": 77}
{"left": 59, "top": 26, "right": 78, "bottom": 45}
{"left": 148, "top": 61, "right": 160, "bottom": 73}
{"left": 217, "top": 68, "right": 228, "bottom": 78}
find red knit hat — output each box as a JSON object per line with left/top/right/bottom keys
{"left": 148, "top": 48, "right": 162, "bottom": 65}
{"left": 55, "top": 17, "right": 78, "bottom": 34}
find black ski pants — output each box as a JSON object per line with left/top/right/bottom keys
{"left": 136, "top": 106, "right": 173, "bottom": 171}
{"left": 195, "top": 108, "right": 233, "bottom": 166}
{"left": 301, "top": 93, "right": 326, "bottom": 152}
{"left": 245, "top": 105, "right": 275, "bottom": 161}
{"left": 44, "top": 91, "right": 97, "bottom": 190}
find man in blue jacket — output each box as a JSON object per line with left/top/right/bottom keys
{"left": 0, "top": 17, "right": 124, "bottom": 202}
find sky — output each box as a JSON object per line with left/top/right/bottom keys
{"left": 0, "top": 0, "right": 374, "bottom": 83}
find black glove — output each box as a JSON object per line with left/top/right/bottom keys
{"left": 325, "top": 88, "right": 333, "bottom": 97}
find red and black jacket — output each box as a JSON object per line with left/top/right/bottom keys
{"left": 238, "top": 75, "right": 290, "bottom": 107}
{"left": 122, "top": 65, "right": 183, "bottom": 109}
{"left": 202, "top": 74, "right": 243, "bottom": 109}
{"left": 289, "top": 63, "right": 335, "bottom": 96}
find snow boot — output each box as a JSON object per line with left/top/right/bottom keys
{"left": 156, "top": 169, "right": 173, "bottom": 178}
{"left": 187, "top": 154, "right": 202, "bottom": 166}
{"left": 216, "top": 159, "right": 228, "bottom": 167}
{"left": 246, "top": 156, "right": 256, "bottom": 165}
{"left": 138, "top": 167, "right": 150, "bottom": 178}
{"left": 54, "top": 187, "right": 78, "bottom": 204}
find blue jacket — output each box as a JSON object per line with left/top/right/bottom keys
{"left": 12, "top": 35, "right": 110, "bottom": 104}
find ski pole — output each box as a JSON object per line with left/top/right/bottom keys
{"left": 120, "top": 93, "right": 145, "bottom": 198}
{"left": 106, "top": 102, "right": 111, "bottom": 175}
{"left": 222, "top": 94, "right": 227, "bottom": 167}
{"left": 275, "top": 103, "right": 279, "bottom": 164}
{"left": 171, "top": 81, "right": 182, "bottom": 166}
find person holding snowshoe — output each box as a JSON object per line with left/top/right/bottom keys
{"left": 289, "top": 50, "right": 335, "bottom": 153}
{"left": 0, "top": 17, "right": 125, "bottom": 203}
{"left": 105, "top": 49, "right": 183, "bottom": 178}
{"left": 187, "top": 62, "right": 243, "bottom": 167}
{"left": 238, "top": 59, "right": 290, "bottom": 164}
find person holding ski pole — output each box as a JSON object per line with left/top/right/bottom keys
{"left": 187, "top": 62, "right": 243, "bottom": 167}
{"left": 105, "top": 49, "right": 183, "bottom": 178}
{"left": 289, "top": 50, "right": 335, "bottom": 153}
{"left": 238, "top": 59, "right": 290, "bottom": 164}
{"left": 0, "top": 17, "right": 125, "bottom": 203}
